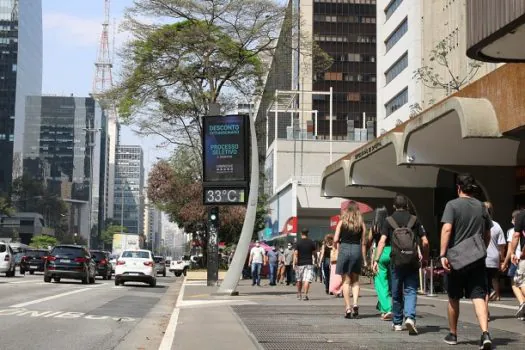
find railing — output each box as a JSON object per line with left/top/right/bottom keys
{"left": 291, "top": 176, "right": 322, "bottom": 186}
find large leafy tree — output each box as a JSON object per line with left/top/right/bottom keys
{"left": 30, "top": 235, "right": 58, "bottom": 249}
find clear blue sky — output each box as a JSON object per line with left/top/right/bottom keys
{"left": 42, "top": 0, "right": 170, "bottom": 173}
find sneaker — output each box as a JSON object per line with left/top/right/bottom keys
{"left": 303, "top": 295, "right": 309, "bottom": 301}
{"left": 405, "top": 318, "right": 418, "bottom": 335}
{"left": 443, "top": 333, "right": 458, "bottom": 345}
{"left": 516, "top": 302, "right": 525, "bottom": 319}
{"left": 479, "top": 332, "right": 492, "bottom": 350}
{"left": 297, "top": 294, "right": 302, "bottom": 300}
{"left": 352, "top": 305, "right": 359, "bottom": 318}
{"left": 392, "top": 324, "right": 403, "bottom": 331}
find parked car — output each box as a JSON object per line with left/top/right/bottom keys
{"left": 170, "top": 255, "right": 191, "bottom": 277}
{"left": 0, "top": 242, "right": 16, "bottom": 277}
{"left": 44, "top": 245, "right": 96, "bottom": 284}
{"left": 20, "top": 249, "right": 48, "bottom": 275}
{"left": 114, "top": 249, "right": 156, "bottom": 287}
{"left": 90, "top": 250, "right": 112, "bottom": 280}
{"left": 153, "top": 256, "right": 166, "bottom": 277}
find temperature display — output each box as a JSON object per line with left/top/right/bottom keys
{"left": 204, "top": 188, "right": 246, "bottom": 205}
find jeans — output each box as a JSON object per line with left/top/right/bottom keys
{"left": 269, "top": 263, "right": 278, "bottom": 285}
{"left": 322, "top": 258, "right": 331, "bottom": 292}
{"left": 251, "top": 263, "right": 262, "bottom": 286}
{"left": 391, "top": 266, "right": 419, "bottom": 325}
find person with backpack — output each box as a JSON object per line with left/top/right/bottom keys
{"left": 373, "top": 194, "right": 428, "bottom": 335}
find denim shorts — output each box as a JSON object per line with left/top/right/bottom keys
{"left": 335, "top": 243, "right": 362, "bottom": 275}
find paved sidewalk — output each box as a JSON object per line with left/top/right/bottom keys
{"left": 171, "top": 277, "right": 525, "bottom": 349}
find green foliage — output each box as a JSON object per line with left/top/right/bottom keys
{"left": 30, "top": 235, "right": 57, "bottom": 249}
{"left": 0, "top": 194, "right": 14, "bottom": 217}
{"left": 101, "top": 225, "right": 127, "bottom": 247}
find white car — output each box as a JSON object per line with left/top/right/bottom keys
{"left": 170, "top": 255, "right": 191, "bottom": 277}
{"left": 0, "top": 242, "right": 16, "bottom": 277}
{"left": 114, "top": 249, "right": 156, "bottom": 287}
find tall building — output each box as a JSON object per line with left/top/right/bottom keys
{"left": 0, "top": 0, "right": 43, "bottom": 192}
{"left": 144, "top": 194, "right": 162, "bottom": 254}
{"left": 375, "top": 0, "right": 500, "bottom": 134}
{"left": 23, "top": 96, "right": 107, "bottom": 245}
{"left": 114, "top": 145, "right": 144, "bottom": 235}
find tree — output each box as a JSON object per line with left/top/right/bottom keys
{"left": 413, "top": 39, "right": 483, "bottom": 96}
{"left": 101, "top": 225, "right": 127, "bottom": 249}
{"left": 0, "top": 194, "right": 14, "bottom": 217}
{"left": 30, "top": 235, "right": 57, "bottom": 249}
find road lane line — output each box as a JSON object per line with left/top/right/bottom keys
{"left": 9, "top": 288, "right": 93, "bottom": 308}
{"left": 6, "top": 280, "right": 42, "bottom": 284}
{"left": 158, "top": 277, "right": 186, "bottom": 350}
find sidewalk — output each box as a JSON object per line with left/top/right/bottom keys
{"left": 171, "top": 274, "right": 525, "bottom": 349}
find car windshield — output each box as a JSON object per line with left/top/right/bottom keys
{"left": 91, "top": 252, "right": 106, "bottom": 260}
{"left": 121, "top": 251, "right": 150, "bottom": 259}
{"left": 52, "top": 247, "right": 84, "bottom": 258}
{"left": 153, "top": 257, "right": 164, "bottom": 263}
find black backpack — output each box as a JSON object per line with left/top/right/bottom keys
{"left": 387, "top": 215, "right": 419, "bottom": 268}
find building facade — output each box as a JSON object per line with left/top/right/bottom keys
{"left": 114, "top": 145, "right": 144, "bottom": 235}
{"left": 0, "top": 0, "right": 42, "bottom": 192}
{"left": 376, "top": 0, "right": 500, "bottom": 134}
{"left": 143, "top": 190, "right": 162, "bottom": 254}
{"left": 23, "top": 96, "right": 107, "bottom": 245}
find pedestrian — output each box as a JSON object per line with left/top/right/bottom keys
{"left": 334, "top": 201, "right": 367, "bottom": 318}
{"left": 319, "top": 234, "right": 334, "bottom": 294}
{"left": 483, "top": 202, "right": 506, "bottom": 308}
{"left": 501, "top": 210, "right": 525, "bottom": 319}
{"left": 284, "top": 243, "right": 294, "bottom": 285}
{"left": 248, "top": 240, "right": 266, "bottom": 287}
{"left": 508, "top": 208, "right": 525, "bottom": 320}
{"left": 293, "top": 229, "right": 317, "bottom": 301}
{"left": 370, "top": 206, "right": 392, "bottom": 321}
{"left": 440, "top": 174, "right": 493, "bottom": 349}
{"left": 277, "top": 247, "right": 286, "bottom": 284}
{"left": 265, "top": 246, "right": 279, "bottom": 286}
{"left": 373, "top": 195, "right": 428, "bottom": 335}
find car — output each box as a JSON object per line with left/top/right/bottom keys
{"left": 44, "top": 245, "right": 96, "bottom": 284}
{"left": 109, "top": 254, "right": 118, "bottom": 273}
{"left": 114, "top": 249, "right": 156, "bottom": 287}
{"left": 169, "top": 255, "right": 191, "bottom": 277}
{"left": 0, "top": 242, "right": 16, "bottom": 277}
{"left": 20, "top": 249, "right": 48, "bottom": 275}
{"left": 90, "top": 250, "right": 112, "bottom": 280}
{"left": 153, "top": 256, "right": 167, "bottom": 277}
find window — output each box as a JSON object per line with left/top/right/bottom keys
{"left": 385, "top": 0, "right": 403, "bottom": 21}
{"left": 347, "top": 92, "right": 361, "bottom": 102}
{"left": 385, "top": 88, "right": 408, "bottom": 117}
{"left": 324, "top": 72, "right": 343, "bottom": 81}
{"left": 385, "top": 18, "right": 407, "bottom": 52}
{"left": 385, "top": 52, "right": 408, "bottom": 84}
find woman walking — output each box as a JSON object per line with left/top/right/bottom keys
{"left": 319, "top": 234, "right": 334, "bottom": 294}
{"left": 334, "top": 201, "right": 368, "bottom": 318}
{"left": 370, "top": 206, "right": 392, "bottom": 321}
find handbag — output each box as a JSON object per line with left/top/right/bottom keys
{"left": 446, "top": 233, "right": 487, "bottom": 270}
{"left": 330, "top": 247, "right": 338, "bottom": 264}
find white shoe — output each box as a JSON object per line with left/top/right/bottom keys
{"left": 404, "top": 318, "right": 418, "bottom": 335}
{"left": 392, "top": 324, "right": 403, "bottom": 331}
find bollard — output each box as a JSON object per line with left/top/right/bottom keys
{"left": 427, "top": 259, "right": 437, "bottom": 297}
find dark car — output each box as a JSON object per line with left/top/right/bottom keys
{"left": 153, "top": 256, "right": 167, "bottom": 277}
{"left": 90, "top": 250, "right": 112, "bottom": 280}
{"left": 44, "top": 245, "right": 96, "bottom": 284}
{"left": 20, "top": 249, "right": 48, "bottom": 275}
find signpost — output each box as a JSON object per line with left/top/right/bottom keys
{"left": 202, "top": 115, "right": 250, "bottom": 286}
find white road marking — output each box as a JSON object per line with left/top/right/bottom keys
{"left": 5, "top": 280, "right": 42, "bottom": 284}
{"left": 158, "top": 277, "right": 186, "bottom": 350}
{"left": 0, "top": 308, "right": 136, "bottom": 322}
{"left": 9, "top": 284, "right": 104, "bottom": 308}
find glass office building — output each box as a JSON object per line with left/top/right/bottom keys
{"left": 0, "top": 0, "right": 42, "bottom": 192}
{"left": 114, "top": 145, "right": 144, "bottom": 235}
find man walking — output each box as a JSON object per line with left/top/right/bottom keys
{"left": 508, "top": 208, "right": 525, "bottom": 319}
{"left": 440, "top": 174, "right": 493, "bottom": 349}
{"left": 265, "top": 246, "right": 280, "bottom": 286}
{"left": 294, "top": 229, "right": 316, "bottom": 300}
{"left": 373, "top": 194, "right": 428, "bottom": 335}
{"left": 284, "top": 243, "right": 294, "bottom": 285}
{"left": 248, "top": 241, "right": 266, "bottom": 287}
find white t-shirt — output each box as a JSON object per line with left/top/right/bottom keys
{"left": 485, "top": 220, "right": 506, "bottom": 268}
{"left": 507, "top": 228, "right": 521, "bottom": 256}
{"left": 250, "top": 246, "right": 265, "bottom": 264}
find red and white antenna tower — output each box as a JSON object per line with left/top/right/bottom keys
{"left": 93, "top": 0, "right": 113, "bottom": 97}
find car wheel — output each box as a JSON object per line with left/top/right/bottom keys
{"left": 175, "top": 272, "right": 181, "bottom": 277}
{"left": 44, "top": 276, "right": 52, "bottom": 283}
{"left": 114, "top": 278, "right": 120, "bottom": 286}
{"left": 89, "top": 276, "right": 95, "bottom": 284}
{"left": 149, "top": 278, "right": 156, "bottom": 287}
{"left": 20, "top": 269, "right": 25, "bottom": 275}
{"left": 107, "top": 273, "right": 112, "bottom": 280}
{"left": 54, "top": 277, "right": 61, "bottom": 283}
{"left": 29, "top": 270, "right": 34, "bottom": 275}
{"left": 163, "top": 271, "right": 166, "bottom": 277}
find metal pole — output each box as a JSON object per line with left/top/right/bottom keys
{"left": 329, "top": 87, "right": 333, "bottom": 163}
{"left": 207, "top": 206, "right": 219, "bottom": 286}
{"left": 217, "top": 108, "right": 259, "bottom": 295}
{"left": 314, "top": 110, "right": 318, "bottom": 138}
{"left": 427, "top": 259, "right": 437, "bottom": 297}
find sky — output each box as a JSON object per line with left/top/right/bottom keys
{"left": 42, "top": 0, "right": 171, "bottom": 173}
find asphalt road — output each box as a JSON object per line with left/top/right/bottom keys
{"left": 0, "top": 270, "right": 181, "bottom": 350}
